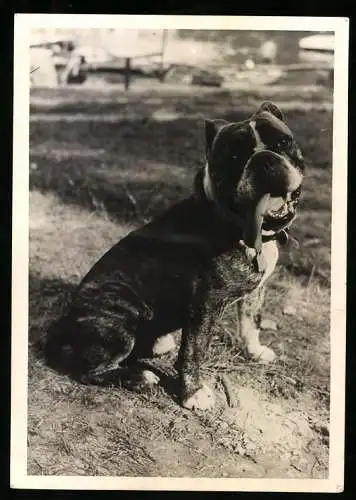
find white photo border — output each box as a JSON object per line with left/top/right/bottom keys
{"left": 11, "top": 14, "right": 349, "bottom": 493}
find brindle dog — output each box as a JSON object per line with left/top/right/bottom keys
{"left": 44, "top": 101, "right": 305, "bottom": 411}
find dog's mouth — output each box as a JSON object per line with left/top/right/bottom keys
{"left": 240, "top": 148, "right": 303, "bottom": 233}
{"left": 262, "top": 191, "right": 300, "bottom": 232}
{"left": 227, "top": 191, "right": 299, "bottom": 230}
{"left": 266, "top": 197, "right": 289, "bottom": 218}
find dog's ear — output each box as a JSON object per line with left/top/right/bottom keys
{"left": 257, "top": 101, "right": 285, "bottom": 122}
{"left": 205, "top": 119, "right": 228, "bottom": 151}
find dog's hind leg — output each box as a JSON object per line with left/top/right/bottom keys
{"left": 237, "top": 286, "right": 276, "bottom": 364}
{"left": 45, "top": 314, "right": 160, "bottom": 390}
{"left": 78, "top": 329, "right": 161, "bottom": 390}
{"left": 81, "top": 362, "right": 161, "bottom": 391}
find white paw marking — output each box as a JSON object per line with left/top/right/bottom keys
{"left": 152, "top": 334, "right": 176, "bottom": 356}
{"left": 182, "top": 384, "right": 215, "bottom": 411}
{"left": 247, "top": 345, "right": 277, "bottom": 364}
{"left": 142, "top": 370, "right": 160, "bottom": 385}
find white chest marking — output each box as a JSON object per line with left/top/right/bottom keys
{"left": 203, "top": 162, "right": 215, "bottom": 201}
{"left": 249, "top": 120, "right": 266, "bottom": 152}
{"left": 259, "top": 239, "right": 279, "bottom": 286}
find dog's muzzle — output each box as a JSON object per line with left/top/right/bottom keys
{"left": 240, "top": 149, "right": 303, "bottom": 196}
{"left": 237, "top": 148, "right": 303, "bottom": 234}
{"left": 262, "top": 192, "right": 300, "bottom": 233}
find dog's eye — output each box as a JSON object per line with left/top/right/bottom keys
{"left": 274, "top": 136, "right": 293, "bottom": 151}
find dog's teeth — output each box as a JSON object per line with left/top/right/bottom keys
{"left": 268, "top": 202, "right": 289, "bottom": 219}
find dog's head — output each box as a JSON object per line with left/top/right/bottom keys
{"left": 198, "top": 101, "right": 305, "bottom": 239}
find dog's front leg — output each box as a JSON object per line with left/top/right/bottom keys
{"left": 177, "top": 288, "right": 221, "bottom": 411}
{"left": 237, "top": 285, "right": 276, "bottom": 363}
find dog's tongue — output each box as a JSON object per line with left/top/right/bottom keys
{"left": 243, "top": 192, "right": 271, "bottom": 251}
{"left": 247, "top": 193, "right": 300, "bottom": 251}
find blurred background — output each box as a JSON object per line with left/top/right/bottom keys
{"left": 30, "top": 28, "right": 334, "bottom": 89}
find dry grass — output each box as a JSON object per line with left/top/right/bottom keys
{"left": 27, "top": 84, "right": 332, "bottom": 478}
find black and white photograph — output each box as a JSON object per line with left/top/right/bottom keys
{"left": 11, "top": 15, "right": 348, "bottom": 492}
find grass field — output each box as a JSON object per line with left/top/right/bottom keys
{"left": 28, "top": 82, "right": 333, "bottom": 478}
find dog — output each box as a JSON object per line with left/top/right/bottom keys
{"left": 44, "top": 101, "right": 305, "bottom": 411}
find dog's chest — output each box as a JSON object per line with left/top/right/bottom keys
{"left": 215, "top": 239, "right": 279, "bottom": 298}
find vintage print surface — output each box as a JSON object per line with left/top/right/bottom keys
{"left": 11, "top": 15, "right": 348, "bottom": 493}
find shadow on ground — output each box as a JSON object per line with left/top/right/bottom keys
{"left": 29, "top": 272, "right": 75, "bottom": 345}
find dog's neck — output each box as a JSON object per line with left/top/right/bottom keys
{"left": 195, "top": 162, "right": 245, "bottom": 226}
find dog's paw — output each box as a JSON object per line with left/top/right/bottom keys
{"left": 247, "top": 345, "right": 277, "bottom": 364}
{"left": 182, "top": 384, "right": 215, "bottom": 411}
{"left": 152, "top": 333, "right": 176, "bottom": 356}
{"left": 123, "top": 369, "right": 160, "bottom": 391}
{"left": 141, "top": 370, "right": 160, "bottom": 385}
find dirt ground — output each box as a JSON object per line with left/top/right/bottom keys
{"left": 27, "top": 81, "right": 332, "bottom": 478}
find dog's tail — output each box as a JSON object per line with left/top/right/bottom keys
{"left": 42, "top": 315, "right": 78, "bottom": 375}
